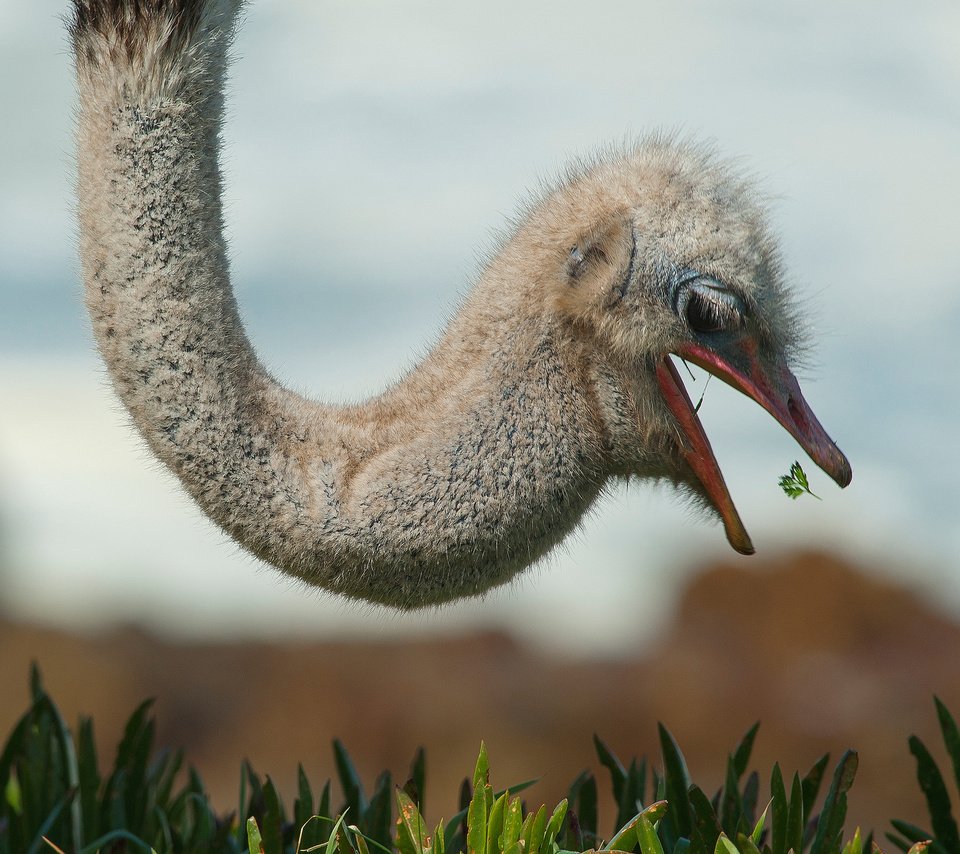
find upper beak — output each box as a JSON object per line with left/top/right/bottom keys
{"left": 656, "top": 336, "right": 852, "bottom": 554}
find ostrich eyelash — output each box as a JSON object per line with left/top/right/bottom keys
{"left": 674, "top": 275, "right": 745, "bottom": 333}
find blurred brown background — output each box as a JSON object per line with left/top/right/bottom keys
{"left": 2, "top": 550, "right": 957, "bottom": 839}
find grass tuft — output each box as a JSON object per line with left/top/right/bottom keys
{"left": 0, "top": 669, "right": 950, "bottom": 854}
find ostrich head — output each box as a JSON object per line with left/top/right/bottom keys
{"left": 497, "top": 139, "right": 852, "bottom": 553}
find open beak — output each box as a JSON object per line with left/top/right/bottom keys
{"left": 655, "top": 338, "right": 852, "bottom": 554}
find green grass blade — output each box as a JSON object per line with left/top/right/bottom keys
{"left": 445, "top": 779, "right": 536, "bottom": 851}
{"left": 617, "top": 759, "right": 646, "bottom": 831}
{"left": 636, "top": 813, "right": 666, "bottom": 854}
{"left": 562, "top": 769, "right": 597, "bottom": 846}
{"left": 107, "top": 699, "right": 154, "bottom": 834}
{"left": 456, "top": 777, "right": 471, "bottom": 846}
{"left": 152, "top": 747, "right": 184, "bottom": 811}
{"left": 367, "top": 770, "right": 394, "bottom": 848}
{"left": 519, "top": 812, "right": 535, "bottom": 854}
{"left": 113, "top": 701, "right": 154, "bottom": 773}
{"left": 885, "top": 830, "right": 914, "bottom": 853}
{"left": 503, "top": 796, "right": 523, "bottom": 848}
{"left": 605, "top": 810, "right": 644, "bottom": 851}
{"left": 503, "top": 795, "right": 533, "bottom": 850}
{"left": 396, "top": 789, "right": 429, "bottom": 854}
{"left": 594, "top": 735, "right": 628, "bottom": 804}
{"left": 801, "top": 755, "right": 831, "bottom": 818}
{"left": 608, "top": 801, "right": 669, "bottom": 851}
{"left": 769, "top": 765, "right": 787, "bottom": 854}
{"left": 786, "top": 773, "right": 804, "bottom": 854}
{"left": 485, "top": 792, "right": 507, "bottom": 854}
{"left": 732, "top": 724, "right": 760, "bottom": 780}
{"left": 350, "top": 825, "right": 374, "bottom": 854}
{"left": 241, "top": 762, "right": 265, "bottom": 826}
{"left": 466, "top": 778, "right": 488, "bottom": 854}
{"left": 295, "top": 765, "right": 316, "bottom": 840}
{"left": 643, "top": 801, "right": 669, "bottom": 823}
{"left": 810, "top": 750, "right": 858, "bottom": 854}
{"left": 246, "top": 816, "right": 264, "bottom": 854}
{"left": 410, "top": 748, "right": 427, "bottom": 816}
{"left": 334, "top": 741, "right": 369, "bottom": 818}
{"left": 526, "top": 805, "right": 547, "bottom": 854}
{"left": 720, "top": 757, "right": 742, "bottom": 839}
{"left": 76, "top": 717, "right": 100, "bottom": 847}
{"left": 0, "top": 708, "right": 33, "bottom": 799}
{"left": 474, "top": 744, "right": 490, "bottom": 792}
{"left": 443, "top": 780, "right": 471, "bottom": 853}
{"left": 750, "top": 799, "right": 770, "bottom": 847}
{"left": 325, "top": 813, "right": 350, "bottom": 854}
{"left": 714, "top": 834, "right": 739, "bottom": 854}
{"left": 688, "top": 784, "right": 724, "bottom": 852}
{"left": 934, "top": 698, "right": 960, "bottom": 802}
{"left": 337, "top": 823, "right": 361, "bottom": 854}
{"left": 543, "top": 799, "right": 568, "bottom": 850}
{"left": 577, "top": 772, "right": 598, "bottom": 844}
{"left": 149, "top": 802, "right": 173, "bottom": 853}
{"left": 36, "top": 695, "right": 82, "bottom": 853}
{"left": 259, "top": 777, "right": 285, "bottom": 854}
{"left": 889, "top": 820, "right": 934, "bottom": 844}
{"left": 909, "top": 734, "right": 960, "bottom": 851}
{"left": 319, "top": 780, "right": 332, "bottom": 824}
{"left": 639, "top": 758, "right": 650, "bottom": 811}
{"left": 741, "top": 773, "right": 759, "bottom": 830}
{"left": 659, "top": 724, "right": 693, "bottom": 839}
{"left": 841, "top": 826, "right": 863, "bottom": 854}
{"left": 25, "top": 792, "right": 70, "bottom": 854}
{"left": 563, "top": 809, "right": 584, "bottom": 852}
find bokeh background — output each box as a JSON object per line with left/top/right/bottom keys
{"left": 1, "top": 0, "right": 959, "bottom": 837}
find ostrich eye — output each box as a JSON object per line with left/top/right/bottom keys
{"left": 686, "top": 290, "right": 727, "bottom": 333}
{"left": 678, "top": 278, "right": 744, "bottom": 334}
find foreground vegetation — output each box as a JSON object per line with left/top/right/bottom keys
{"left": 1, "top": 668, "right": 957, "bottom": 854}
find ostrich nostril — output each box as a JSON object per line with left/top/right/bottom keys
{"left": 787, "top": 395, "right": 808, "bottom": 432}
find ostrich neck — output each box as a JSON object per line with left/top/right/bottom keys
{"left": 74, "top": 27, "right": 608, "bottom": 607}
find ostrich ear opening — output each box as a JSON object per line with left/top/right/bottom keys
{"left": 555, "top": 217, "right": 634, "bottom": 319}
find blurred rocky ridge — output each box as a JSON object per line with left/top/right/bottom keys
{"left": 1, "top": 551, "right": 956, "bottom": 837}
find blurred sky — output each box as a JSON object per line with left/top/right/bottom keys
{"left": 0, "top": 0, "right": 958, "bottom": 656}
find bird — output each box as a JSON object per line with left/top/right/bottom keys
{"left": 70, "top": 0, "right": 851, "bottom": 609}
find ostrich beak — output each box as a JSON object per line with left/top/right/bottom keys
{"left": 656, "top": 338, "right": 852, "bottom": 555}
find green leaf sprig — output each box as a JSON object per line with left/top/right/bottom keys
{"left": 778, "top": 461, "right": 820, "bottom": 500}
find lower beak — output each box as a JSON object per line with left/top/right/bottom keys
{"left": 656, "top": 339, "right": 852, "bottom": 554}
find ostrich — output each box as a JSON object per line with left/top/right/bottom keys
{"left": 71, "top": 0, "right": 851, "bottom": 609}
